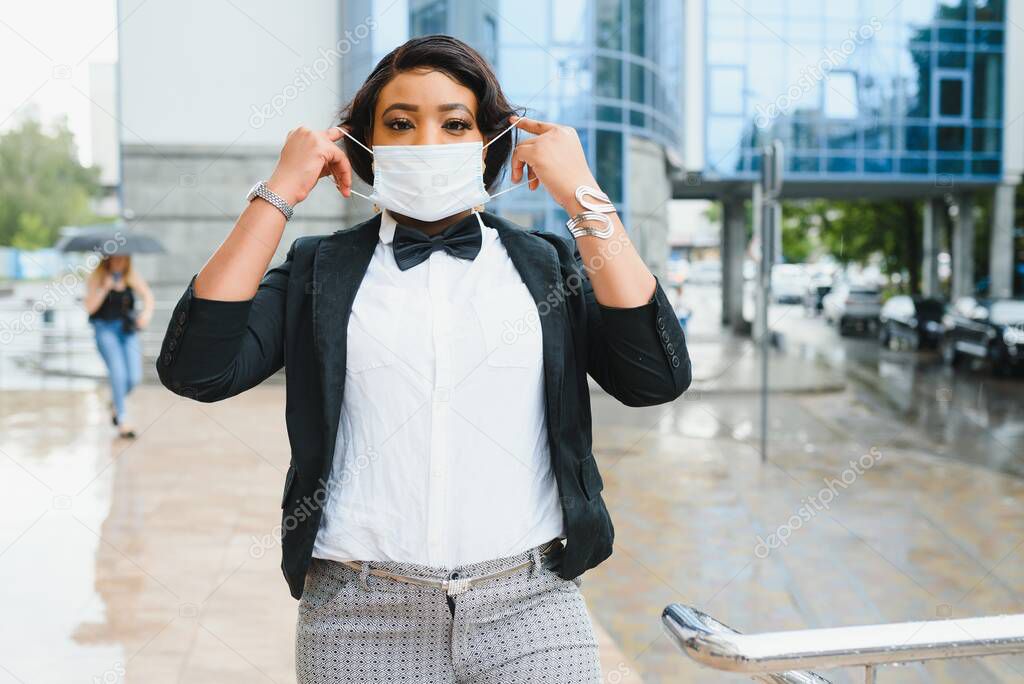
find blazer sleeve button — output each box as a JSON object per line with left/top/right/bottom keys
{"left": 671, "top": 356, "right": 680, "bottom": 368}
{"left": 177, "top": 311, "right": 187, "bottom": 324}
{"left": 162, "top": 352, "right": 174, "bottom": 366}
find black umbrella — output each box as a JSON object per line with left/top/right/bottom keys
{"left": 56, "top": 229, "right": 166, "bottom": 255}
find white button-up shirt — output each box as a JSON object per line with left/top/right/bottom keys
{"left": 312, "top": 209, "right": 565, "bottom": 568}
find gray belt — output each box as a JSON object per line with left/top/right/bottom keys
{"left": 340, "top": 538, "right": 563, "bottom": 597}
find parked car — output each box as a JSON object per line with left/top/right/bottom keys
{"left": 941, "top": 297, "right": 1024, "bottom": 373}
{"left": 687, "top": 260, "right": 722, "bottom": 285}
{"left": 822, "top": 283, "right": 882, "bottom": 335}
{"left": 878, "top": 295, "right": 946, "bottom": 350}
{"left": 772, "top": 264, "right": 809, "bottom": 304}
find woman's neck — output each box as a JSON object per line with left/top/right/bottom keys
{"left": 390, "top": 209, "right": 474, "bottom": 236}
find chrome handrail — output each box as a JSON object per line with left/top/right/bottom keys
{"left": 661, "top": 605, "right": 830, "bottom": 683}
{"left": 662, "top": 603, "right": 1024, "bottom": 682}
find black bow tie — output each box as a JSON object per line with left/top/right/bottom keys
{"left": 391, "top": 213, "right": 483, "bottom": 271}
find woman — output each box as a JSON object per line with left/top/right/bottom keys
{"left": 157, "top": 35, "right": 690, "bottom": 683}
{"left": 85, "top": 254, "right": 154, "bottom": 438}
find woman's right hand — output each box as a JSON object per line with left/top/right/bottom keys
{"left": 267, "top": 126, "right": 354, "bottom": 206}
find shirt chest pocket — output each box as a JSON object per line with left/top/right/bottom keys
{"left": 470, "top": 284, "right": 543, "bottom": 369}
{"left": 346, "top": 284, "right": 411, "bottom": 373}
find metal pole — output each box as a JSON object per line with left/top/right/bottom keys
{"left": 759, "top": 195, "right": 770, "bottom": 463}
{"left": 758, "top": 141, "right": 783, "bottom": 463}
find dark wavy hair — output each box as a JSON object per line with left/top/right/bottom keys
{"left": 337, "top": 35, "right": 521, "bottom": 192}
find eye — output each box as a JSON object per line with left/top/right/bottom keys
{"left": 385, "top": 118, "right": 413, "bottom": 131}
{"left": 443, "top": 118, "right": 473, "bottom": 131}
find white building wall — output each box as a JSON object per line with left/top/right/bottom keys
{"left": 118, "top": 0, "right": 346, "bottom": 146}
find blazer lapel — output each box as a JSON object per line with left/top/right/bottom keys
{"left": 486, "top": 211, "right": 566, "bottom": 445}
{"left": 313, "top": 213, "right": 382, "bottom": 480}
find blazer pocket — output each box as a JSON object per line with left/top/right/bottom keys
{"left": 579, "top": 454, "right": 605, "bottom": 501}
{"left": 281, "top": 464, "right": 297, "bottom": 509}
{"left": 470, "top": 284, "right": 543, "bottom": 368}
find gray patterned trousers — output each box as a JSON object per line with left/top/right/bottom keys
{"left": 295, "top": 542, "right": 602, "bottom": 683}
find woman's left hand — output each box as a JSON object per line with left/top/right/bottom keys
{"left": 509, "top": 115, "right": 601, "bottom": 212}
{"left": 137, "top": 312, "right": 151, "bottom": 330}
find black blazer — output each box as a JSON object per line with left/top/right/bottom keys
{"left": 156, "top": 210, "right": 691, "bottom": 599}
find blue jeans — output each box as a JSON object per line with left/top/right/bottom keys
{"left": 92, "top": 318, "right": 142, "bottom": 424}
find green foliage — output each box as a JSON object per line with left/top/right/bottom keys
{"left": 0, "top": 117, "right": 101, "bottom": 249}
{"left": 783, "top": 198, "right": 922, "bottom": 292}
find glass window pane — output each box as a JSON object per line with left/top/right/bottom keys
{"left": 972, "top": 126, "right": 1000, "bottom": 152}
{"left": 595, "top": 130, "right": 623, "bottom": 203}
{"left": 597, "top": 0, "right": 622, "bottom": 50}
{"left": 552, "top": 0, "right": 586, "bottom": 44}
{"left": 629, "top": 63, "right": 645, "bottom": 104}
{"left": 824, "top": 72, "right": 859, "bottom": 119}
{"left": 629, "top": 0, "right": 646, "bottom": 56}
{"left": 409, "top": 0, "right": 447, "bottom": 34}
{"left": 974, "top": 0, "right": 1005, "bottom": 22}
{"left": 973, "top": 53, "right": 1002, "bottom": 120}
{"left": 905, "top": 125, "right": 931, "bottom": 151}
{"left": 596, "top": 105, "right": 622, "bottom": 123}
{"left": 900, "top": 157, "right": 929, "bottom": 174}
{"left": 938, "top": 77, "right": 965, "bottom": 117}
{"left": 596, "top": 56, "right": 622, "bottom": 98}
{"left": 709, "top": 66, "right": 744, "bottom": 115}
{"left": 937, "top": 125, "right": 965, "bottom": 150}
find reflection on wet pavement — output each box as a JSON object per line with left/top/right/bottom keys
{"left": 3, "top": 299, "right": 1024, "bottom": 682}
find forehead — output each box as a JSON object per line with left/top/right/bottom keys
{"left": 375, "top": 68, "right": 478, "bottom": 115}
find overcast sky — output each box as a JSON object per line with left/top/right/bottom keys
{"left": 0, "top": 1, "right": 118, "bottom": 165}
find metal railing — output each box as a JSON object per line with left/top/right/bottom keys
{"left": 662, "top": 603, "right": 1024, "bottom": 683}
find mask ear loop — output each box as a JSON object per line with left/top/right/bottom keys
{"left": 482, "top": 118, "right": 537, "bottom": 201}
{"left": 338, "top": 129, "right": 375, "bottom": 201}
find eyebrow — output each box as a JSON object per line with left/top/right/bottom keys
{"left": 381, "top": 102, "right": 473, "bottom": 115}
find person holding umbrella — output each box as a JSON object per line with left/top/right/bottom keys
{"left": 60, "top": 228, "right": 163, "bottom": 438}
{"left": 82, "top": 253, "right": 155, "bottom": 438}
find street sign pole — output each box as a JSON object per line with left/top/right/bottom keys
{"left": 758, "top": 141, "right": 784, "bottom": 463}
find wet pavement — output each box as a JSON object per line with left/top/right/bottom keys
{"left": 2, "top": 282, "right": 1024, "bottom": 682}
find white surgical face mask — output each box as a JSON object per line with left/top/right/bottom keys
{"left": 342, "top": 119, "right": 528, "bottom": 222}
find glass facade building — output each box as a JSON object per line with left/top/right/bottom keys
{"left": 703, "top": 0, "right": 1006, "bottom": 182}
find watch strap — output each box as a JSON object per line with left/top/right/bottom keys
{"left": 247, "top": 181, "right": 294, "bottom": 221}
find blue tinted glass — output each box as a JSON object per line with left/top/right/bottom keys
{"left": 704, "top": 0, "right": 1004, "bottom": 180}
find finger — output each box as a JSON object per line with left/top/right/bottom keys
{"left": 325, "top": 126, "right": 347, "bottom": 142}
{"left": 328, "top": 155, "right": 353, "bottom": 197}
{"left": 509, "top": 115, "right": 555, "bottom": 136}
{"left": 317, "top": 142, "right": 347, "bottom": 178}
{"left": 510, "top": 143, "right": 536, "bottom": 183}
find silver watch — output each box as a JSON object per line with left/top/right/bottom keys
{"left": 247, "top": 181, "right": 294, "bottom": 221}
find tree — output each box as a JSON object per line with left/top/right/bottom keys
{"left": 0, "top": 116, "right": 101, "bottom": 249}
{"left": 784, "top": 199, "right": 923, "bottom": 293}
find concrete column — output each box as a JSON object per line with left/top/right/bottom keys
{"left": 990, "top": 183, "right": 1017, "bottom": 299}
{"left": 921, "top": 197, "right": 945, "bottom": 297}
{"left": 952, "top": 193, "right": 976, "bottom": 299}
{"left": 721, "top": 196, "right": 746, "bottom": 328}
